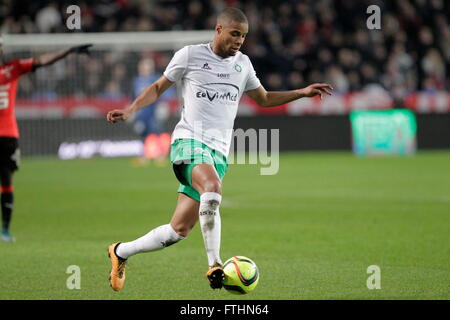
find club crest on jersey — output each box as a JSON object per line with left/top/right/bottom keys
{"left": 202, "top": 63, "right": 212, "bottom": 70}
{"left": 234, "top": 64, "right": 242, "bottom": 72}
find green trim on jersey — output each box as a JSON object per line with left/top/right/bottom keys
{"left": 170, "top": 138, "right": 228, "bottom": 201}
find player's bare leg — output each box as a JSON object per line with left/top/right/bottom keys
{"left": 108, "top": 193, "right": 197, "bottom": 291}
{"left": 170, "top": 193, "right": 200, "bottom": 237}
{"left": 191, "top": 163, "right": 225, "bottom": 289}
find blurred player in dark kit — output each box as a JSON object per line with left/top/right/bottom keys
{"left": 0, "top": 40, "right": 91, "bottom": 242}
{"left": 131, "top": 57, "right": 174, "bottom": 167}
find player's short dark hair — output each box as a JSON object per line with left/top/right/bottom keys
{"left": 217, "top": 7, "right": 248, "bottom": 26}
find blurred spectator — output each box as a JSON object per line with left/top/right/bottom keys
{"left": 360, "top": 63, "right": 379, "bottom": 87}
{"left": 35, "top": 2, "right": 62, "bottom": 33}
{"left": 265, "top": 73, "right": 285, "bottom": 91}
{"left": 182, "top": 1, "right": 206, "bottom": 30}
{"left": 111, "top": 63, "right": 129, "bottom": 93}
{"left": 100, "top": 80, "right": 125, "bottom": 100}
{"left": 326, "top": 65, "right": 349, "bottom": 94}
{"left": 421, "top": 48, "right": 446, "bottom": 90}
{"left": 84, "top": 74, "right": 102, "bottom": 97}
{"left": 347, "top": 71, "right": 361, "bottom": 92}
{"left": 287, "top": 72, "right": 304, "bottom": 91}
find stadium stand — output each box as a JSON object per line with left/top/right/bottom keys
{"left": 2, "top": 0, "right": 449, "bottom": 100}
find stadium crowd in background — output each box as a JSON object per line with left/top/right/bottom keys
{"left": 1, "top": 0, "right": 449, "bottom": 105}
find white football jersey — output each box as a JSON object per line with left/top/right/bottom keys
{"left": 163, "top": 43, "right": 261, "bottom": 156}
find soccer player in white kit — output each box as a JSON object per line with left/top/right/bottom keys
{"left": 106, "top": 7, "right": 333, "bottom": 292}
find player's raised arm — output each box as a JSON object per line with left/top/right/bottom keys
{"left": 246, "top": 83, "right": 334, "bottom": 108}
{"left": 32, "top": 44, "right": 92, "bottom": 69}
{"left": 106, "top": 75, "right": 174, "bottom": 123}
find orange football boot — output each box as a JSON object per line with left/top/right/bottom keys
{"left": 108, "top": 242, "right": 127, "bottom": 291}
{"left": 206, "top": 264, "right": 224, "bottom": 289}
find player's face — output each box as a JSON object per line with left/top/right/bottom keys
{"left": 217, "top": 21, "right": 248, "bottom": 57}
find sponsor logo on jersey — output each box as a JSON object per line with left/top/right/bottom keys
{"left": 202, "top": 62, "right": 212, "bottom": 70}
{"left": 195, "top": 83, "right": 240, "bottom": 104}
{"left": 196, "top": 91, "right": 238, "bottom": 102}
{"left": 217, "top": 73, "right": 230, "bottom": 79}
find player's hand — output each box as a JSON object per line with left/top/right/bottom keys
{"left": 69, "top": 44, "right": 93, "bottom": 55}
{"left": 299, "top": 83, "right": 333, "bottom": 100}
{"left": 107, "top": 109, "right": 131, "bottom": 123}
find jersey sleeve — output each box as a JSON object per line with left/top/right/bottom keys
{"left": 17, "top": 58, "right": 34, "bottom": 74}
{"left": 12, "top": 58, "right": 34, "bottom": 77}
{"left": 163, "top": 46, "right": 189, "bottom": 82}
{"left": 244, "top": 56, "right": 261, "bottom": 92}
{"left": 0, "top": 59, "right": 34, "bottom": 84}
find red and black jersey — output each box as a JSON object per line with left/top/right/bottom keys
{"left": 0, "top": 58, "right": 34, "bottom": 138}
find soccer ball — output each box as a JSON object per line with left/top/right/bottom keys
{"left": 222, "top": 256, "right": 259, "bottom": 294}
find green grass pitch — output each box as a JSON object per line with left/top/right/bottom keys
{"left": 1, "top": 151, "right": 449, "bottom": 300}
